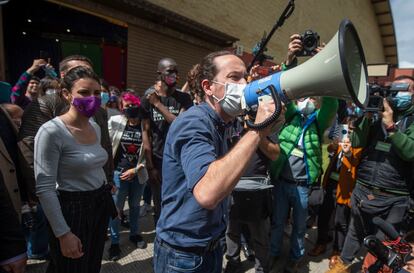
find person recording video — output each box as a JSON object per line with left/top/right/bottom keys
{"left": 326, "top": 75, "right": 414, "bottom": 273}
{"left": 153, "top": 51, "right": 285, "bottom": 273}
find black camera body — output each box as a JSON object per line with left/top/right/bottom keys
{"left": 297, "top": 30, "right": 320, "bottom": 57}
{"left": 366, "top": 82, "right": 410, "bottom": 112}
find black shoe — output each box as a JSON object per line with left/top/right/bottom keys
{"left": 120, "top": 215, "right": 130, "bottom": 228}
{"left": 241, "top": 243, "right": 255, "bottom": 261}
{"left": 223, "top": 261, "right": 243, "bottom": 273}
{"left": 129, "top": 234, "right": 147, "bottom": 249}
{"left": 108, "top": 244, "right": 121, "bottom": 261}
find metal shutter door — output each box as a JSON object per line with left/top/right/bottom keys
{"left": 127, "top": 24, "right": 213, "bottom": 95}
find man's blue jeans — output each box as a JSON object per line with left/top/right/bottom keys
{"left": 270, "top": 180, "right": 309, "bottom": 261}
{"left": 110, "top": 170, "right": 145, "bottom": 244}
{"left": 23, "top": 204, "right": 49, "bottom": 259}
{"left": 153, "top": 237, "right": 223, "bottom": 273}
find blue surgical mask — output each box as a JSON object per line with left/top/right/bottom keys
{"left": 394, "top": 92, "right": 412, "bottom": 110}
{"left": 101, "top": 92, "right": 110, "bottom": 105}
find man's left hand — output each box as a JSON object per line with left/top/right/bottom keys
{"left": 120, "top": 168, "right": 136, "bottom": 181}
{"left": 381, "top": 98, "right": 394, "bottom": 128}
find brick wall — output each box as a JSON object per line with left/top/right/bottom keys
{"left": 146, "top": 0, "right": 386, "bottom": 65}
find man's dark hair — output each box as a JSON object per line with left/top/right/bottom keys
{"left": 394, "top": 75, "right": 414, "bottom": 82}
{"left": 30, "top": 76, "right": 41, "bottom": 83}
{"left": 39, "top": 76, "right": 59, "bottom": 96}
{"left": 59, "top": 55, "right": 93, "bottom": 74}
{"left": 187, "top": 50, "right": 235, "bottom": 101}
{"left": 61, "top": 66, "right": 100, "bottom": 92}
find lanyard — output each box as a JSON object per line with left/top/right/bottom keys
{"left": 297, "top": 112, "right": 317, "bottom": 148}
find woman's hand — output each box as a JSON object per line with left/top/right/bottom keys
{"left": 58, "top": 232, "right": 84, "bottom": 259}
{"left": 120, "top": 168, "right": 136, "bottom": 181}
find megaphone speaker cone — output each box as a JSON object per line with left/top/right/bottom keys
{"left": 243, "top": 19, "right": 369, "bottom": 110}
{"left": 338, "top": 19, "right": 369, "bottom": 108}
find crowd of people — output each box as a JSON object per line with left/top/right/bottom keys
{"left": 0, "top": 32, "right": 413, "bottom": 273}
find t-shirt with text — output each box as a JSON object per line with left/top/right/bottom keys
{"left": 114, "top": 124, "right": 142, "bottom": 170}
{"left": 141, "top": 89, "right": 193, "bottom": 162}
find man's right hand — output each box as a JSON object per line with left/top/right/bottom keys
{"left": 286, "top": 34, "right": 302, "bottom": 66}
{"left": 58, "top": 232, "right": 84, "bottom": 259}
{"left": 148, "top": 168, "right": 161, "bottom": 185}
{"left": 255, "top": 98, "right": 286, "bottom": 137}
{"left": 26, "top": 59, "right": 47, "bottom": 75}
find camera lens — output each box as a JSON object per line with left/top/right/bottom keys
{"left": 303, "top": 36, "right": 315, "bottom": 48}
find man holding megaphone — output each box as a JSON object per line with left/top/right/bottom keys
{"left": 153, "top": 50, "right": 286, "bottom": 273}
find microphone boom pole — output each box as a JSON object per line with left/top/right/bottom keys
{"left": 247, "top": 0, "right": 295, "bottom": 72}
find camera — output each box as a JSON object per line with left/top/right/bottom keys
{"left": 297, "top": 30, "right": 320, "bottom": 57}
{"left": 366, "top": 82, "right": 410, "bottom": 112}
{"left": 363, "top": 217, "right": 413, "bottom": 273}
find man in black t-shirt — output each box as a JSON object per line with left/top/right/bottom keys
{"left": 141, "top": 58, "right": 193, "bottom": 223}
{"left": 224, "top": 117, "right": 280, "bottom": 273}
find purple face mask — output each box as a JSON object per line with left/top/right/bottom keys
{"left": 164, "top": 73, "right": 177, "bottom": 87}
{"left": 72, "top": 96, "right": 101, "bottom": 118}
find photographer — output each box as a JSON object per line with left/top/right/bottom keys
{"left": 327, "top": 75, "right": 414, "bottom": 273}
{"left": 269, "top": 34, "right": 338, "bottom": 273}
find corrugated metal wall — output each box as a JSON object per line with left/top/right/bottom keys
{"left": 127, "top": 24, "right": 212, "bottom": 95}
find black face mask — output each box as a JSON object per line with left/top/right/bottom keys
{"left": 123, "top": 105, "right": 140, "bottom": 119}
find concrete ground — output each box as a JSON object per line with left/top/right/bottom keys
{"left": 26, "top": 206, "right": 364, "bottom": 273}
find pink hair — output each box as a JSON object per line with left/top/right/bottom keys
{"left": 121, "top": 92, "right": 141, "bottom": 107}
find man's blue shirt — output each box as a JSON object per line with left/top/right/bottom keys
{"left": 156, "top": 103, "right": 229, "bottom": 247}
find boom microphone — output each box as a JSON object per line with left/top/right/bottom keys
{"left": 364, "top": 235, "right": 393, "bottom": 264}
{"left": 372, "top": 217, "right": 400, "bottom": 241}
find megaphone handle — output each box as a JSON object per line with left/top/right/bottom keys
{"left": 246, "top": 85, "right": 282, "bottom": 130}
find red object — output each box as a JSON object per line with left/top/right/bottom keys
{"left": 102, "top": 45, "right": 127, "bottom": 89}
{"left": 385, "top": 123, "right": 397, "bottom": 132}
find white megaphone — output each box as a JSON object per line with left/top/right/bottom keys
{"left": 243, "top": 19, "right": 368, "bottom": 129}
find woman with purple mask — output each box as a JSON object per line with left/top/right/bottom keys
{"left": 34, "top": 66, "right": 116, "bottom": 273}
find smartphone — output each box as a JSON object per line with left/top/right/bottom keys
{"left": 338, "top": 124, "right": 349, "bottom": 142}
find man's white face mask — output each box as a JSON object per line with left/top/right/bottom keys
{"left": 212, "top": 81, "right": 246, "bottom": 117}
{"left": 297, "top": 98, "right": 316, "bottom": 116}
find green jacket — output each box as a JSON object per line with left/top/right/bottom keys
{"left": 351, "top": 105, "right": 414, "bottom": 161}
{"left": 269, "top": 97, "right": 338, "bottom": 185}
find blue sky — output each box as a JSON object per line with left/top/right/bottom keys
{"left": 390, "top": 0, "right": 414, "bottom": 68}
